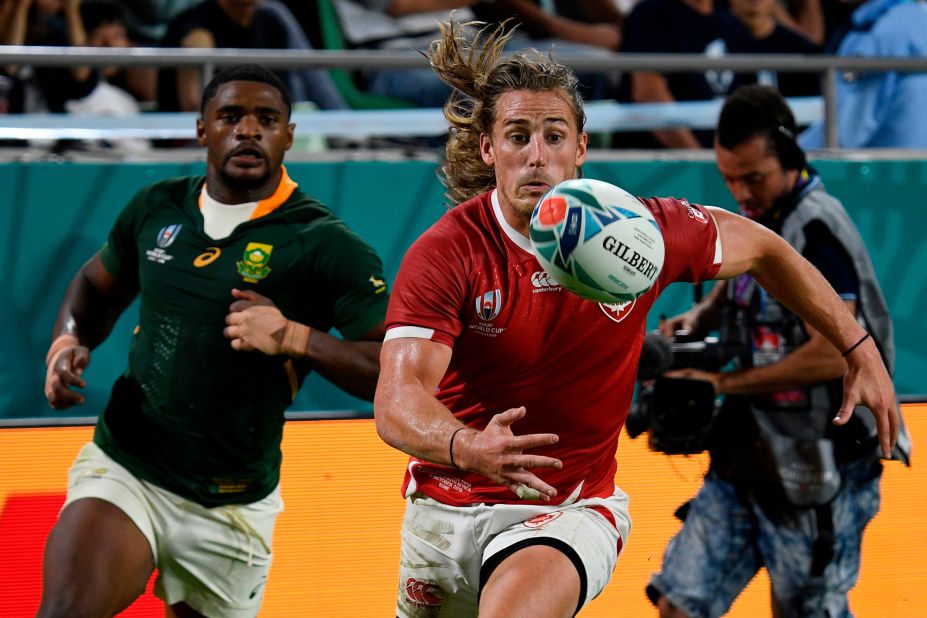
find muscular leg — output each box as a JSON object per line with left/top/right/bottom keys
{"left": 37, "top": 498, "right": 155, "bottom": 618}
{"left": 479, "top": 544, "right": 581, "bottom": 618}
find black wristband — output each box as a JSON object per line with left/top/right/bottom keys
{"left": 842, "top": 332, "right": 871, "bottom": 357}
{"left": 449, "top": 427, "right": 467, "bottom": 469}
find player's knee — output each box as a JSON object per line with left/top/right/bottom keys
{"left": 37, "top": 591, "right": 99, "bottom": 618}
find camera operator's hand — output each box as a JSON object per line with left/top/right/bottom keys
{"left": 665, "top": 368, "right": 722, "bottom": 394}
{"left": 659, "top": 311, "right": 700, "bottom": 339}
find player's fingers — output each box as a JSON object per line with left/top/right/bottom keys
{"left": 492, "top": 406, "right": 526, "bottom": 428}
{"left": 505, "top": 483, "right": 552, "bottom": 502}
{"left": 231, "top": 288, "right": 251, "bottom": 299}
{"left": 53, "top": 355, "right": 86, "bottom": 389}
{"left": 71, "top": 348, "right": 90, "bottom": 375}
{"left": 503, "top": 473, "right": 557, "bottom": 500}
{"left": 890, "top": 402, "right": 901, "bottom": 453}
{"left": 833, "top": 386, "right": 857, "bottom": 427}
{"left": 58, "top": 369, "right": 86, "bottom": 389}
{"left": 47, "top": 382, "right": 85, "bottom": 408}
{"left": 508, "top": 432, "right": 559, "bottom": 451}
{"left": 504, "top": 454, "right": 562, "bottom": 470}
{"left": 228, "top": 300, "right": 253, "bottom": 313}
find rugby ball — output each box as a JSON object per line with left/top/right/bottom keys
{"left": 529, "top": 178, "right": 664, "bottom": 303}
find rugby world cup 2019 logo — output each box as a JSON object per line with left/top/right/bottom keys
{"left": 237, "top": 242, "right": 273, "bottom": 283}
{"left": 157, "top": 224, "right": 182, "bottom": 248}
{"left": 475, "top": 289, "right": 502, "bottom": 321}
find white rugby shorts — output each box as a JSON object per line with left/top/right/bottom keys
{"left": 396, "top": 486, "right": 631, "bottom": 617}
{"left": 64, "top": 442, "right": 283, "bottom": 618}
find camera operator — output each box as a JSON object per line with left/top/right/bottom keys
{"left": 646, "top": 85, "right": 911, "bottom": 618}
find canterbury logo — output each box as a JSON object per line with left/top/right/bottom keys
{"left": 531, "top": 271, "right": 558, "bottom": 289}
{"left": 404, "top": 578, "right": 442, "bottom": 609}
{"left": 193, "top": 247, "right": 221, "bottom": 267}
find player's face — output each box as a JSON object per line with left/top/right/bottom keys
{"left": 481, "top": 89, "right": 587, "bottom": 228}
{"left": 197, "top": 80, "right": 294, "bottom": 198}
{"left": 715, "top": 135, "right": 798, "bottom": 220}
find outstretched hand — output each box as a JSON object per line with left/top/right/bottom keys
{"left": 834, "top": 335, "right": 899, "bottom": 458}
{"left": 45, "top": 340, "right": 90, "bottom": 409}
{"left": 453, "top": 407, "right": 562, "bottom": 502}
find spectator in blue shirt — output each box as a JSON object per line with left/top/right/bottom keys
{"left": 799, "top": 0, "right": 927, "bottom": 148}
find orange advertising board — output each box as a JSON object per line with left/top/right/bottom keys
{"left": 2, "top": 405, "right": 924, "bottom": 617}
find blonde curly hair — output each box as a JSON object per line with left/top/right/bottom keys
{"left": 427, "top": 20, "right": 586, "bottom": 205}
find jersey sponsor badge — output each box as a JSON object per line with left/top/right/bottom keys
{"left": 194, "top": 246, "right": 221, "bottom": 268}
{"left": 682, "top": 200, "right": 707, "bottom": 223}
{"left": 404, "top": 578, "right": 443, "bottom": 610}
{"left": 237, "top": 242, "right": 273, "bottom": 283}
{"left": 523, "top": 511, "right": 564, "bottom": 528}
{"left": 598, "top": 299, "right": 636, "bottom": 324}
{"left": 530, "top": 270, "right": 561, "bottom": 293}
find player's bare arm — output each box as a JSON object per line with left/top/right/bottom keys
{"left": 223, "top": 288, "right": 383, "bottom": 401}
{"left": 45, "top": 252, "right": 139, "bottom": 409}
{"left": 709, "top": 207, "right": 899, "bottom": 456}
{"left": 374, "top": 337, "right": 563, "bottom": 500}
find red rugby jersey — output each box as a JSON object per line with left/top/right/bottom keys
{"left": 386, "top": 190, "right": 721, "bottom": 505}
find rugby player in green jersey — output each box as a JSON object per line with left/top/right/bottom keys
{"left": 39, "top": 64, "right": 389, "bottom": 618}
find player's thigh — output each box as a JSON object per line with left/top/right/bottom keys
{"left": 155, "top": 485, "right": 283, "bottom": 618}
{"left": 40, "top": 443, "right": 156, "bottom": 617}
{"left": 480, "top": 495, "right": 627, "bottom": 617}
{"left": 648, "top": 473, "right": 761, "bottom": 618}
{"left": 479, "top": 543, "right": 580, "bottom": 618}
{"left": 395, "top": 496, "right": 484, "bottom": 617}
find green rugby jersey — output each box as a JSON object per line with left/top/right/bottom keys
{"left": 94, "top": 171, "right": 389, "bottom": 507}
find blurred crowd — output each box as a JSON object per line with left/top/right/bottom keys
{"left": 0, "top": 0, "right": 925, "bottom": 149}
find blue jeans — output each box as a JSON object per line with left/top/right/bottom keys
{"left": 648, "top": 458, "right": 882, "bottom": 618}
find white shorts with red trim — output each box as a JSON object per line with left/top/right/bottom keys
{"left": 396, "top": 485, "right": 630, "bottom": 617}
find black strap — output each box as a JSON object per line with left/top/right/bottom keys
{"left": 810, "top": 502, "right": 835, "bottom": 577}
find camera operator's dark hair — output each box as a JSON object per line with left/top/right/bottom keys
{"left": 200, "top": 64, "right": 292, "bottom": 119}
{"left": 717, "top": 85, "right": 805, "bottom": 171}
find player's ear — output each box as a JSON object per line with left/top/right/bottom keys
{"left": 480, "top": 133, "right": 494, "bottom": 166}
{"left": 196, "top": 118, "right": 207, "bottom": 147}
{"left": 285, "top": 122, "right": 295, "bottom": 151}
{"left": 576, "top": 132, "right": 588, "bottom": 168}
